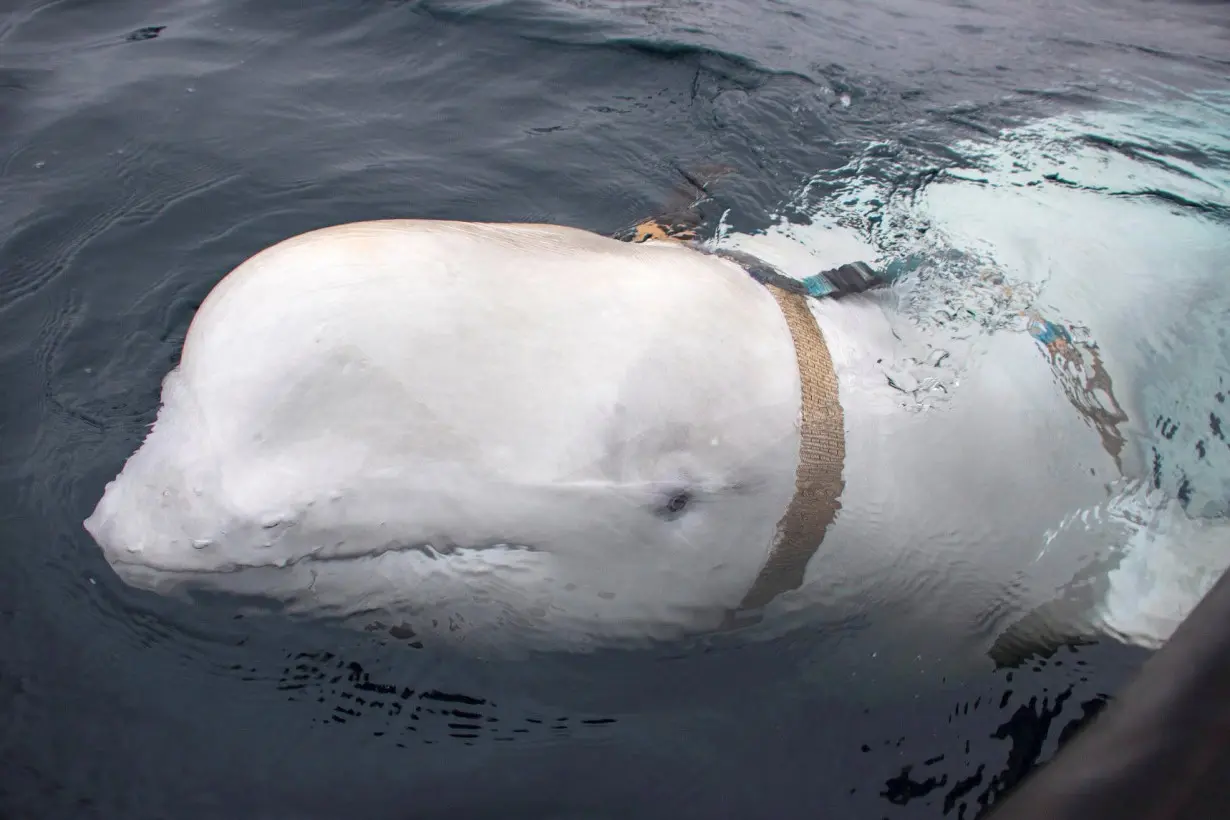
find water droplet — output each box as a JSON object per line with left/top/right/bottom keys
{"left": 192, "top": 539, "right": 213, "bottom": 550}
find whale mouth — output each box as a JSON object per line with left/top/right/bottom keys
{"left": 303, "top": 540, "right": 543, "bottom": 562}
{"left": 110, "top": 558, "right": 246, "bottom": 575}
{"left": 106, "top": 559, "right": 250, "bottom": 598}
{"left": 106, "top": 557, "right": 315, "bottom": 611}
{"left": 106, "top": 541, "right": 556, "bottom": 640}
{"left": 106, "top": 539, "right": 544, "bottom": 590}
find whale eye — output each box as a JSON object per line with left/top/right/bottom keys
{"left": 656, "top": 489, "right": 693, "bottom": 520}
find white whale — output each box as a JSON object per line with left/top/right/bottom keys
{"left": 84, "top": 192, "right": 1229, "bottom": 661}
{"left": 88, "top": 220, "right": 809, "bottom": 650}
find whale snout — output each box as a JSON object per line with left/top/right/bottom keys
{"left": 84, "top": 477, "right": 222, "bottom": 586}
{"left": 83, "top": 426, "right": 254, "bottom": 585}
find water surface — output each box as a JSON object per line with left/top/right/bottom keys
{"left": 2, "top": 0, "right": 1229, "bottom": 817}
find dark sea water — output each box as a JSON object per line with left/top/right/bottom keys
{"left": 2, "top": 1, "right": 1229, "bottom": 818}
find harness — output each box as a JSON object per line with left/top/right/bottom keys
{"left": 623, "top": 215, "right": 1126, "bottom": 625}
{"left": 734, "top": 275, "right": 847, "bottom": 616}
{"left": 619, "top": 219, "right": 895, "bottom": 620}
{"left": 709, "top": 248, "right": 884, "bottom": 302}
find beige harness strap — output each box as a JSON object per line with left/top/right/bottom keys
{"left": 736, "top": 283, "right": 846, "bottom": 613}
{"left": 618, "top": 218, "right": 846, "bottom": 617}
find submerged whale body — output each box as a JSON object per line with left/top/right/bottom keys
{"left": 85, "top": 213, "right": 1229, "bottom": 659}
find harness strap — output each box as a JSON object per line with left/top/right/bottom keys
{"left": 619, "top": 218, "right": 880, "bottom": 619}
{"left": 711, "top": 248, "right": 883, "bottom": 302}
{"left": 734, "top": 281, "right": 846, "bottom": 615}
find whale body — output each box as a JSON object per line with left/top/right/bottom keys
{"left": 84, "top": 212, "right": 1229, "bottom": 659}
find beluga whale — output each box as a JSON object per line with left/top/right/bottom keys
{"left": 84, "top": 171, "right": 1230, "bottom": 665}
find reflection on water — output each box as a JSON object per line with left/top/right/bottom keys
{"left": 1, "top": 0, "right": 1229, "bottom": 817}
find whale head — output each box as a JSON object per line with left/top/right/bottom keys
{"left": 84, "top": 221, "right": 831, "bottom": 650}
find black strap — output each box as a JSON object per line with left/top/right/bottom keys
{"left": 711, "top": 249, "right": 888, "bottom": 300}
